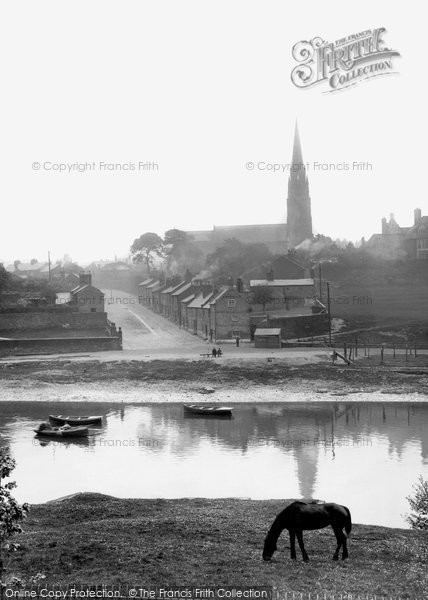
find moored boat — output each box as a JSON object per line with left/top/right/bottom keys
{"left": 34, "top": 423, "right": 89, "bottom": 438}
{"left": 49, "top": 414, "right": 103, "bottom": 426}
{"left": 183, "top": 404, "right": 233, "bottom": 416}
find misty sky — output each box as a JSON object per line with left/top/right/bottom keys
{"left": 1, "top": 1, "right": 426, "bottom": 264}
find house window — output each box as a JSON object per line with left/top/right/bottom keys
{"left": 231, "top": 315, "right": 239, "bottom": 322}
{"left": 90, "top": 308, "right": 96, "bottom": 313}
{"left": 227, "top": 299, "right": 236, "bottom": 308}
{"left": 232, "top": 330, "right": 240, "bottom": 337}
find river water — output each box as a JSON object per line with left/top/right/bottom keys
{"left": 1, "top": 400, "right": 427, "bottom": 528}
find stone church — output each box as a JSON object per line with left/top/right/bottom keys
{"left": 187, "top": 122, "right": 313, "bottom": 256}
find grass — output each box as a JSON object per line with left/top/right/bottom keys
{"left": 7, "top": 494, "right": 428, "bottom": 597}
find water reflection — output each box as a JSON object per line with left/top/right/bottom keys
{"left": 0, "top": 401, "right": 427, "bottom": 527}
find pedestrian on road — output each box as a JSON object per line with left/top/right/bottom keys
{"left": 212, "top": 348, "right": 217, "bottom": 358}
{"left": 217, "top": 348, "right": 222, "bottom": 357}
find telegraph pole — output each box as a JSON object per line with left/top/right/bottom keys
{"left": 326, "top": 281, "right": 332, "bottom": 347}
{"left": 48, "top": 251, "right": 51, "bottom": 282}
{"left": 318, "top": 262, "right": 323, "bottom": 304}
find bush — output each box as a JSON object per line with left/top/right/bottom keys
{"left": 405, "top": 476, "right": 428, "bottom": 530}
{"left": 0, "top": 449, "right": 29, "bottom": 594}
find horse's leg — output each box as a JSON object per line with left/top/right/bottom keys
{"left": 332, "top": 526, "right": 342, "bottom": 561}
{"left": 341, "top": 529, "right": 349, "bottom": 560}
{"left": 296, "top": 530, "right": 309, "bottom": 562}
{"left": 289, "top": 530, "right": 296, "bottom": 560}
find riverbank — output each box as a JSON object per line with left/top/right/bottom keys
{"left": 1, "top": 357, "right": 428, "bottom": 402}
{"left": 8, "top": 494, "right": 427, "bottom": 596}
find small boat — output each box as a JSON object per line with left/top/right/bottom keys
{"left": 183, "top": 404, "right": 233, "bottom": 416}
{"left": 49, "top": 414, "right": 103, "bottom": 426}
{"left": 34, "top": 423, "right": 89, "bottom": 438}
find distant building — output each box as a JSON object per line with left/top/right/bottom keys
{"left": 365, "top": 208, "right": 428, "bottom": 260}
{"left": 6, "top": 261, "right": 50, "bottom": 279}
{"left": 254, "top": 328, "right": 282, "bottom": 348}
{"left": 69, "top": 273, "right": 105, "bottom": 313}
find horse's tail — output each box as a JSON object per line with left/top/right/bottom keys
{"left": 344, "top": 506, "right": 352, "bottom": 538}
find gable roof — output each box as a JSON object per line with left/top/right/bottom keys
{"left": 147, "top": 280, "right": 161, "bottom": 289}
{"left": 70, "top": 284, "right": 104, "bottom": 295}
{"left": 138, "top": 278, "right": 154, "bottom": 287}
{"left": 181, "top": 294, "right": 196, "bottom": 305}
{"left": 171, "top": 282, "right": 192, "bottom": 296}
{"left": 161, "top": 282, "right": 184, "bottom": 295}
{"left": 187, "top": 292, "right": 214, "bottom": 309}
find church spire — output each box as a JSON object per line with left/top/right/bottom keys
{"left": 286, "top": 121, "right": 313, "bottom": 248}
{"left": 292, "top": 120, "right": 304, "bottom": 167}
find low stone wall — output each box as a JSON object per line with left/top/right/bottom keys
{"left": 0, "top": 312, "right": 107, "bottom": 332}
{"left": 0, "top": 336, "right": 122, "bottom": 357}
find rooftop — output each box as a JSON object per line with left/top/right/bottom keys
{"left": 250, "top": 278, "right": 314, "bottom": 287}
{"left": 254, "top": 328, "right": 281, "bottom": 336}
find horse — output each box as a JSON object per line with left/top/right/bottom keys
{"left": 262, "top": 501, "right": 352, "bottom": 562}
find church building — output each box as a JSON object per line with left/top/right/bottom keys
{"left": 186, "top": 122, "right": 313, "bottom": 256}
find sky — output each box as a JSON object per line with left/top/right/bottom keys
{"left": 1, "top": 1, "right": 426, "bottom": 264}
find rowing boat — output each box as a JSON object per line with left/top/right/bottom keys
{"left": 183, "top": 404, "right": 233, "bottom": 416}
{"left": 34, "top": 423, "right": 89, "bottom": 438}
{"left": 49, "top": 415, "right": 103, "bottom": 426}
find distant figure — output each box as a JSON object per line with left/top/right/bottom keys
{"left": 217, "top": 348, "right": 222, "bottom": 357}
{"left": 212, "top": 348, "right": 217, "bottom": 358}
{"left": 236, "top": 336, "right": 240, "bottom": 347}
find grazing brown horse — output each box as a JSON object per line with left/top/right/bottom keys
{"left": 262, "top": 501, "right": 352, "bottom": 562}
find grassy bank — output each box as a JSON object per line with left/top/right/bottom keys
{"left": 8, "top": 494, "right": 427, "bottom": 596}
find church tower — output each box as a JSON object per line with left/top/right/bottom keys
{"left": 286, "top": 122, "right": 313, "bottom": 247}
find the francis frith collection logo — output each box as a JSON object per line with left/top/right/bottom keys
{"left": 291, "top": 28, "right": 400, "bottom": 92}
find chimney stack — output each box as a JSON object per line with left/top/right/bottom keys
{"left": 236, "top": 278, "right": 243, "bottom": 293}
{"left": 79, "top": 272, "right": 92, "bottom": 286}
{"left": 414, "top": 208, "right": 422, "bottom": 225}
{"left": 266, "top": 269, "right": 274, "bottom": 282}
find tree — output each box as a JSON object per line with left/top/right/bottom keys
{"left": 163, "top": 229, "right": 203, "bottom": 275}
{"left": 130, "top": 233, "right": 164, "bottom": 273}
{"left": 0, "top": 266, "right": 11, "bottom": 294}
{"left": 250, "top": 286, "right": 274, "bottom": 313}
{"left": 0, "top": 449, "right": 29, "bottom": 595}
{"left": 206, "top": 239, "right": 272, "bottom": 280}
{"left": 405, "top": 476, "right": 428, "bottom": 530}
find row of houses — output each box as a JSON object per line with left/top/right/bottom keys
{"left": 138, "top": 255, "right": 328, "bottom": 342}
{"left": 138, "top": 276, "right": 250, "bottom": 341}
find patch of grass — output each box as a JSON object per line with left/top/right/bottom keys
{"left": 8, "top": 494, "right": 428, "bottom": 596}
